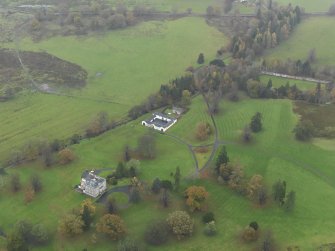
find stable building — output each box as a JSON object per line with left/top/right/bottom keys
{"left": 142, "top": 112, "right": 177, "bottom": 132}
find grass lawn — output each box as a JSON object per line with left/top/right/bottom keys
{"left": 260, "top": 74, "right": 317, "bottom": 91}
{"left": 313, "top": 138, "right": 335, "bottom": 151}
{"left": 275, "top": 0, "right": 333, "bottom": 12}
{"left": 266, "top": 17, "right": 335, "bottom": 66}
{"left": 0, "top": 17, "right": 226, "bottom": 164}
{"left": 215, "top": 98, "right": 335, "bottom": 181}
{"left": 168, "top": 95, "right": 214, "bottom": 146}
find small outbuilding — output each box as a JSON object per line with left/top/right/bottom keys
{"left": 172, "top": 106, "right": 184, "bottom": 116}
{"left": 78, "top": 170, "right": 107, "bottom": 198}
{"left": 142, "top": 112, "right": 177, "bottom": 132}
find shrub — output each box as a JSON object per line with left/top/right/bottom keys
{"left": 242, "top": 226, "right": 258, "bottom": 242}
{"left": 151, "top": 178, "right": 161, "bottom": 194}
{"left": 144, "top": 220, "right": 169, "bottom": 246}
{"left": 137, "top": 134, "right": 156, "bottom": 159}
{"left": 96, "top": 214, "right": 126, "bottom": 240}
{"left": 293, "top": 120, "right": 314, "bottom": 141}
{"left": 250, "top": 112, "right": 263, "bottom": 133}
{"left": 24, "top": 185, "right": 35, "bottom": 204}
{"left": 197, "top": 53, "right": 204, "bottom": 64}
{"left": 204, "top": 221, "right": 217, "bottom": 236}
{"left": 58, "top": 148, "right": 75, "bottom": 165}
{"left": 242, "top": 126, "right": 252, "bottom": 143}
{"left": 30, "top": 174, "right": 42, "bottom": 193}
{"left": 249, "top": 221, "right": 259, "bottom": 231}
{"left": 209, "top": 59, "right": 225, "bottom": 67}
{"left": 195, "top": 122, "right": 213, "bottom": 141}
{"left": 202, "top": 212, "right": 215, "bottom": 223}
{"left": 166, "top": 211, "right": 193, "bottom": 239}
{"left": 161, "top": 180, "right": 173, "bottom": 191}
{"left": 129, "top": 187, "right": 141, "bottom": 204}
{"left": 10, "top": 173, "right": 21, "bottom": 192}
{"left": 58, "top": 214, "right": 84, "bottom": 237}
{"left": 31, "top": 224, "right": 49, "bottom": 245}
{"left": 106, "top": 196, "right": 118, "bottom": 214}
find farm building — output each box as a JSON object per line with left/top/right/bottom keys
{"left": 172, "top": 106, "right": 184, "bottom": 115}
{"left": 78, "top": 170, "right": 107, "bottom": 198}
{"left": 142, "top": 112, "right": 177, "bottom": 132}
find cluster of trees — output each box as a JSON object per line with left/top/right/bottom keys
{"left": 293, "top": 119, "right": 314, "bottom": 141}
{"left": 8, "top": 173, "right": 42, "bottom": 204}
{"left": 272, "top": 180, "right": 296, "bottom": 212}
{"left": 262, "top": 56, "right": 335, "bottom": 82}
{"left": 206, "top": 0, "right": 236, "bottom": 18}
{"left": 58, "top": 199, "right": 97, "bottom": 237}
{"left": 226, "top": 4, "right": 302, "bottom": 59}
{"left": 128, "top": 75, "right": 195, "bottom": 119}
{"left": 215, "top": 147, "right": 267, "bottom": 205}
{"left": 246, "top": 76, "right": 335, "bottom": 106}
{"left": 107, "top": 159, "right": 141, "bottom": 185}
{"left": 215, "top": 147, "right": 296, "bottom": 211}
{"left": 5, "top": 136, "right": 77, "bottom": 168}
{"left": 143, "top": 210, "right": 193, "bottom": 246}
{"left": 86, "top": 111, "right": 116, "bottom": 138}
{"left": 7, "top": 221, "right": 49, "bottom": 251}
{"left": 241, "top": 112, "right": 263, "bottom": 142}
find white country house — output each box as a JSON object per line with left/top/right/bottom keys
{"left": 78, "top": 170, "right": 107, "bottom": 198}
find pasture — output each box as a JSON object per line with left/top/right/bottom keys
{"left": 0, "top": 17, "right": 226, "bottom": 164}
{"left": 266, "top": 17, "right": 335, "bottom": 66}
{"left": 16, "top": 18, "right": 226, "bottom": 105}
{"left": 168, "top": 95, "right": 214, "bottom": 146}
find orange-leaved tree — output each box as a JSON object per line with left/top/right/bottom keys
{"left": 185, "top": 186, "right": 209, "bottom": 212}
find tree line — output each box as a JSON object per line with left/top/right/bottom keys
{"left": 27, "top": 0, "right": 171, "bottom": 40}
{"left": 224, "top": 3, "right": 302, "bottom": 60}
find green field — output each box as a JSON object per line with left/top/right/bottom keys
{"left": 168, "top": 95, "right": 214, "bottom": 146}
{"left": 275, "top": 0, "right": 333, "bottom": 12}
{"left": 0, "top": 17, "right": 226, "bottom": 164}
{"left": 0, "top": 93, "right": 126, "bottom": 163}
{"left": 260, "top": 75, "right": 317, "bottom": 91}
{"left": 2, "top": 97, "right": 335, "bottom": 250}
{"left": 266, "top": 17, "right": 335, "bottom": 66}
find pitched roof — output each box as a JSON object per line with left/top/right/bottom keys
{"left": 145, "top": 113, "right": 176, "bottom": 129}
{"left": 82, "top": 170, "right": 105, "bottom": 188}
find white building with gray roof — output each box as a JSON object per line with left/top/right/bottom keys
{"left": 79, "top": 170, "right": 107, "bottom": 198}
